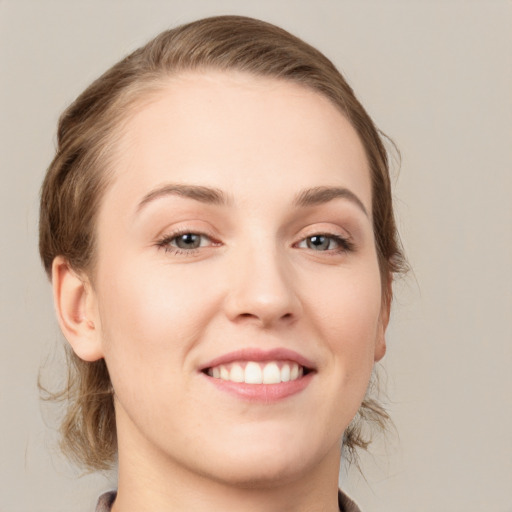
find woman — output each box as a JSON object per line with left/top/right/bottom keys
{"left": 39, "top": 15, "right": 405, "bottom": 512}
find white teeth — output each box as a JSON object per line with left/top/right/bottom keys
{"left": 230, "top": 364, "right": 244, "bottom": 383}
{"left": 244, "top": 362, "right": 263, "bottom": 384}
{"left": 220, "top": 366, "right": 229, "bottom": 381}
{"left": 208, "top": 360, "right": 306, "bottom": 384}
{"left": 262, "top": 362, "right": 281, "bottom": 384}
{"left": 280, "top": 363, "right": 291, "bottom": 382}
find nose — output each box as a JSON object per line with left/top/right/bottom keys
{"left": 223, "top": 243, "right": 302, "bottom": 328}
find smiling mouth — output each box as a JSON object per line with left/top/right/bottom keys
{"left": 203, "top": 360, "right": 312, "bottom": 384}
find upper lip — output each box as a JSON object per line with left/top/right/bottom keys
{"left": 200, "top": 348, "right": 316, "bottom": 372}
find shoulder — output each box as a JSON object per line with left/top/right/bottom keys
{"left": 338, "top": 489, "right": 362, "bottom": 512}
{"left": 95, "top": 491, "right": 117, "bottom": 512}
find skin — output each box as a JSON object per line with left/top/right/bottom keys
{"left": 53, "top": 71, "right": 388, "bottom": 512}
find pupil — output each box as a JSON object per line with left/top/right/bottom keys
{"left": 308, "top": 236, "right": 329, "bottom": 250}
{"left": 177, "top": 233, "right": 200, "bottom": 249}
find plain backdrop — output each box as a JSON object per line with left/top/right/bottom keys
{"left": 1, "top": 1, "right": 511, "bottom": 511}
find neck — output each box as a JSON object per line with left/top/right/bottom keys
{"left": 114, "top": 466, "right": 341, "bottom": 512}
{"left": 111, "top": 410, "right": 341, "bottom": 512}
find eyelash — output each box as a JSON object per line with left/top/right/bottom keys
{"left": 156, "top": 230, "right": 354, "bottom": 256}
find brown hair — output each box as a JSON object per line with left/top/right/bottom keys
{"left": 39, "top": 15, "right": 406, "bottom": 471}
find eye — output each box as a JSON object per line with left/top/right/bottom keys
{"left": 157, "top": 231, "right": 215, "bottom": 253}
{"left": 305, "top": 235, "right": 333, "bottom": 251}
{"left": 296, "top": 234, "right": 353, "bottom": 253}
{"left": 172, "top": 233, "right": 207, "bottom": 249}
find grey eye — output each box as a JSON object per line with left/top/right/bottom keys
{"left": 174, "top": 233, "right": 203, "bottom": 249}
{"left": 306, "top": 235, "right": 332, "bottom": 251}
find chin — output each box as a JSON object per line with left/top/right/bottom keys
{"left": 193, "top": 433, "right": 331, "bottom": 490}
{"left": 205, "top": 456, "right": 310, "bottom": 490}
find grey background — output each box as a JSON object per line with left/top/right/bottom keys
{"left": 1, "top": 1, "right": 511, "bottom": 511}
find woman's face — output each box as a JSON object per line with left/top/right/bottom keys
{"left": 88, "top": 71, "right": 387, "bottom": 486}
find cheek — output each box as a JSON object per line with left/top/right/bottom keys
{"left": 295, "top": 263, "right": 383, "bottom": 443}
{"left": 94, "top": 258, "right": 218, "bottom": 383}
{"left": 304, "top": 263, "right": 383, "bottom": 367}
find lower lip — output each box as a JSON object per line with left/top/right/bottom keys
{"left": 203, "top": 372, "right": 314, "bottom": 402}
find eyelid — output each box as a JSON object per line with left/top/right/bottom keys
{"left": 293, "top": 221, "right": 357, "bottom": 253}
{"left": 153, "top": 219, "right": 219, "bottom": 242}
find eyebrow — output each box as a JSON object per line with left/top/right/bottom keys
{"left": 136, "top": 183, "right": 368, "bottom": 216}
{"left": 136, "top": 183, "right": 231, "bottom": 213}
{"left": 293, "top": 186, "right": 368, "bottom": 216}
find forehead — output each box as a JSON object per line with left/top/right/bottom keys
{"left": 105, "top": 70, "right": 372, "bottom": 213}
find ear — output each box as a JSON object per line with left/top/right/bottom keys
{"left": 52, "top": 256, "right": 104, "bottom": 362}
{"left": 374, "top": 275, "right": 392, "bottom": 362}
